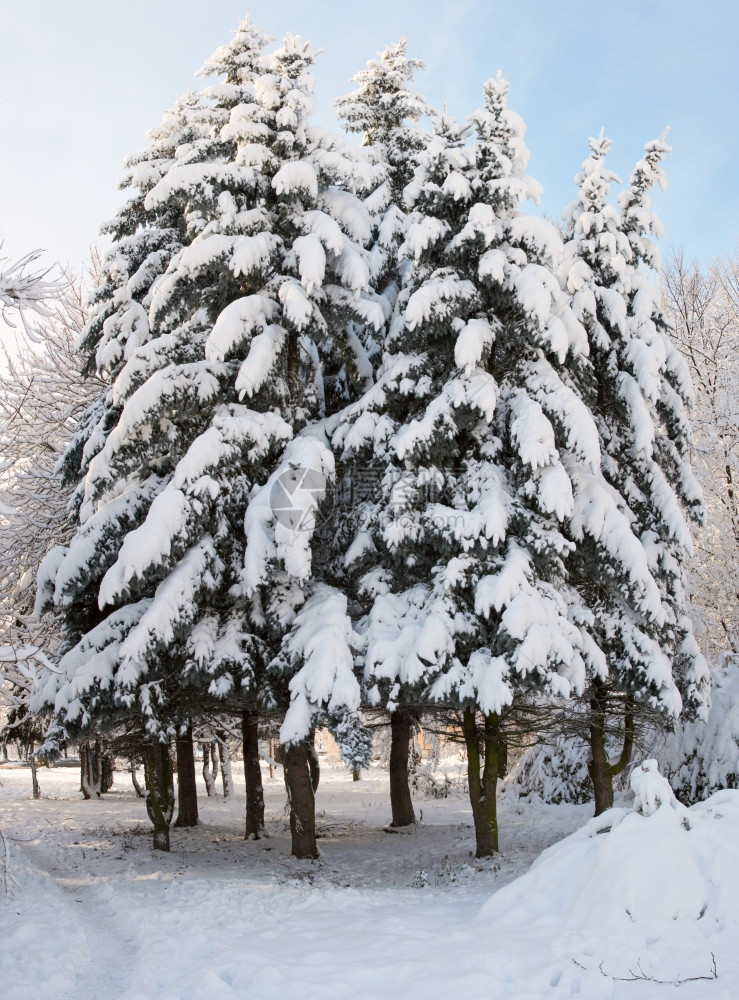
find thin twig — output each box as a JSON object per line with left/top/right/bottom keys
{"left": 598, "top": 953, "right": 717, "bottom": 985}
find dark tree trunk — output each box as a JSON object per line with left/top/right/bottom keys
{"left": 389, "top": 709, "right": 415, "bottom": 827}
{"left": 352, "top": 766, "right": 361, "bottom": 781}
{"left": 174, "top": 726, "right": 198, "bottom": 828}
{"left": 588, "top": 719, "right": 614, "bottom": 815}
{"left": 242, "top": 709, "right": 265, "bottom": 840}
{"left": 283, "top": 739, "right": 318, "bottom": 859}
{"left": 144, "top": 742, "right": 174, "bottom": 852}
{"left": 497, "top": 733, "right": 508, "bottom": 779}
{"left": 100, "top": 752, "right": 114, "bottom": 793}
{"left": 588, "top": 686, "right": 635, "bottom": 816}
{"left": 462, "top": 709, "right": 500, "bottom": 857}
{"left": 588, "top": 680, "right": 614, "bottom": 815}
{"left": 80, "top": 743, "right": 89, "bottom": 799}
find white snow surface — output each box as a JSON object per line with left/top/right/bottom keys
{"left": 1, "top": 761, "right": 737, "bottom": 1000}
{"left": 480, "top": 762, "right": 738, "bottom": 997}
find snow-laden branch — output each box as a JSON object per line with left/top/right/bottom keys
{"left": 0, "top": 244, "right": 64, "bottom": 337}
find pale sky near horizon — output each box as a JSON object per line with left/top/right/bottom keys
{"left": 0, "top": 0, "right": 736, "bottom": 284}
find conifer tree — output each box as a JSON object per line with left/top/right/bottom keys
{"left": 559, "top": 132, "right": 709, "bottom": 812}
{"left": 334, "top": 80, "right": 606, "bottom": 856}
{"left": 335, "top": 38, "right": 433, "bottom": 826}
{"left": 32, "top": 19, "right": 276, "bottom": 850}
{"left": 32, "top": 22, "right": 379, "bottom": 856}
{"left": 335, "top": 40, "right": 432, "bottom": 343}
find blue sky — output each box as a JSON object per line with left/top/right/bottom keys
{"left": 0, "top": 0, "right": 736, "bottom": 278}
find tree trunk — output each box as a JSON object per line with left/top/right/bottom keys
{"left": 144, "top": 742, "right": 174, "bottom": 852}
{"left": 307, "top": 735, "right": 320, "bottom": 793}
{"left": 80, "top": 739, "right": 102, "bottom": 799}
{"left": 389, "top": 709, "right": 415, "bottom": 827}
{"left": 462, "top": 709, "right": 500, "bottom": 857}
{"left": 283, "top": 739, "right": 318, "bottom": 859}
{"left": 588, "top": 687, "right": 635, "bottom": 815}
{"left": 130, "top": 761, "right": 145, "bottom": 798}
{"left": 497, "top": 733, "right": 508, "bottom": 779}
{"left": 202, "top": 741, "right": 217, "bottom": 796}
{"left": 80, "top": 744, "right": 91, "bottom": 799}
{"left": 352, "top": 766, "right": 361, "bottom": 781}
{"left": 588, "top": 682, "right": 614, "bottom": 815}
{"left": 609, "top": 693, "right": 635, "bottom": 779}
{"left": 242, "top": 710, "right": 265, "bottom": 840}
{"left": 101, "top": 751, "right": 114, "bottom": 793}
{"left": 29, "top": 746, "right": 40, "bottom": 800}
{"left": 216, "top": 731, "right": 234, "bottom": 799}
{"left": 211, "top": 740, "right": 220, "bottom": 787}
{"left": 174, "top": 726, "right": 198, "bottom": 827}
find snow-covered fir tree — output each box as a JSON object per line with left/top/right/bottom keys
{"left": 32, "top": 22, "right": 380, "bottom": 856}
{"left": 334, "top": 38, "right": 433, "bottom": 826}
{"left": 335, "top": 39, "right": 432, "bottom": 350}
{"left": 335, "top": 37, "right": 429, "bottom": 201}
{"left": 32, "top": 19, "right": 277, "bottom": 851}
{"left": 333, "top": 77, "right": 626, "bottom": 856}
{"left": 559, "top": 132, "right": 709, "bottom": 812}
{"left": 29, "top": 70, "right": 231, "bottom": 849}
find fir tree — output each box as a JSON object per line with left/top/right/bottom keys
{"left": 559, "top": 132, "right": 709, "bottom": 812}
{"left": 32, "top": 23, "right": 379, "bottom": 857}
{"left": 334, "top": 79, "right": 604, "bottom": 856}
{"left": 33, "top": 18, "right": 277, "bottom": 851}
{"left": 335, "top": 38, "right": 433, "bottom": 826}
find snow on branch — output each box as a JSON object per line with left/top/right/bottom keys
{"left": 0, "top": 244, "right": 64, "bottom": 336}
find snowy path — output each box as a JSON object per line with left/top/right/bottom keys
{"left": 6, "top": 834, "right": 136, "bottom": 1000}
{"left": 0, "top": 764, "right": 587, "bottom": 1000}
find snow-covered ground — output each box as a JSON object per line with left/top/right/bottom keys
{"left": 1, "top": 759, "right": 736, "bottom": 1000}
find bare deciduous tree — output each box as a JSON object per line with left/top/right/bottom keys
{"left": 663, "top": 250, "right": 739, "bottom": 653}
{"left": 0, "top": 256, "right": 104, "bottom": 740}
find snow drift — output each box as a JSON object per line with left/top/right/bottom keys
{"left": 481, "top": 759, "right": 739, "bottom": 941}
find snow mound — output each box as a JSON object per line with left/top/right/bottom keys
{"left": 481, "top": 761, "right": 739, "bottom": 934}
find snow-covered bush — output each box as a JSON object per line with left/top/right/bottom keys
{"left": 411, "top": 764, "right": 465, "bottom": 799}
{"left": 501, "top": 737, "right": 592, "bottom": 805}
{"left": 661, "top": 655, "right": 739, "bottom": 803}
{"left": 501, "top": 732, "right": 638, "bottom": 806}
{"left": 482, "top": 760, "right": 739, "bottom": 982}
